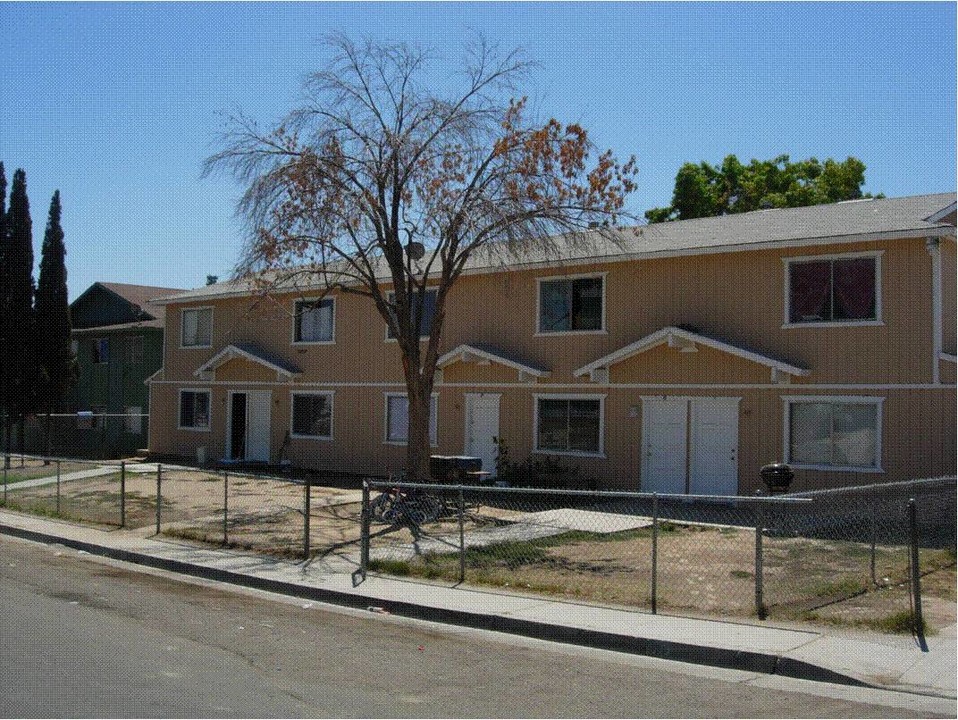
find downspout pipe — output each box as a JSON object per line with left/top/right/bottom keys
{"left": 925, "top": 238, "right": 942, "bottom": 385}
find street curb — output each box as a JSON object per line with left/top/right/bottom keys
{"left": 0, "top": 522, "right": 868, "bottom": 689}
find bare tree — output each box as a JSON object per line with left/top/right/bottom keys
{"left": 206, "top": 37, "right": 637, "bottom": 479}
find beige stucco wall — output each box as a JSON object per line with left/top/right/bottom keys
{"left": 148, "top": 234, "right": 957, "bottom": 490}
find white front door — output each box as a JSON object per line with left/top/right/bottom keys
{"left": 641, "top": 397, "right": 740, "bottom": 495}
{"left": 641, "top": 399, "right": 688, "bottom": 494}
{"left": 465, "top": 393, "right": 500, "bottom": 477}
{"left": 245, "top": 390, "right": 272, "bottom": 462}
{"left": 689, "top": 398, "right": 739, "bottom": 496}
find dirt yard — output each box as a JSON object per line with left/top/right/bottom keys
{"left": 369, "top": 515, "right": 956, "bottom": 631}
{"left": 4, "top": 469, "right": 953, "bottom": 633}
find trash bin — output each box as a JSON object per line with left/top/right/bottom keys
{"left": 429, "top": 455, "right": 483, "bottom": 483}
{"left": 759, "top": 462, "right": 794, "bottom": 494}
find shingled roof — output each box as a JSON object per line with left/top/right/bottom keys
{"left": 71, "top": 282, "right": 188, "bottom": 330}
{"left": 151, "top": 192, "right": 956, "bottom": 305}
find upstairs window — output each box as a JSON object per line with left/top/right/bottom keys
{"left": 293, "top": 298, "right": 335, "bottom": 343}
{"left": 386, "top": 289, "right": 437, "bottom": 339}
{"left": 538, "top": 276, "right": 604, "bottom": 333}
{"left": 787, "top": 255, "right": 879, "bottom": 324}
{"left": 181, "top": 308, "right": 212, "bottom": 347}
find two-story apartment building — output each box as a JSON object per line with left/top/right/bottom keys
{"left": 146, "top": 193, "right": 956, "bottom": 493}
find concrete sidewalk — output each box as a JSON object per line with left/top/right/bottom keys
{"left": 0, "top": 507, "right": 953, "bottom": 704}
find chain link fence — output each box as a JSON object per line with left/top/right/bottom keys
{"left": 360, "top": 477, "right": 956, "bottom": 627}
{"left": 9, "top": 412, "right": 149, "bottom": 459}
{"left": 1, "top": 452, "right": 953, "bottom": 631}
{"left": 0, "top": 452, "right": 366, "bottom": 564}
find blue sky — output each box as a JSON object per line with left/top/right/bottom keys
{"left": 1, "top": 2, "right": 954, "bottom": 299}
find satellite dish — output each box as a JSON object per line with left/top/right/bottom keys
{"left": 405, "top": 241, "right": 425, "bottom": 261}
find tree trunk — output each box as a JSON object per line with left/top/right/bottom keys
{"left": 405, "top": 381, "right": 434, "bottom": 482}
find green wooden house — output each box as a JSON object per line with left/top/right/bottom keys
{"left": 50, "top": 282, "right": 185, "bottom": 457}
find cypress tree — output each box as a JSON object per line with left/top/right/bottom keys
{"left": 0, "top": 169, "right": 37, "bottom": 455}
{"left": 36, "top": 191, "right": 77, "bottom": 456}
{"left": 0, "top": 163, "right": 7, "bottom": 461}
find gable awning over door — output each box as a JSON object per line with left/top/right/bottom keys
{"left": 437, "top": 344, "right": 551, "bottom": 382}
{"left": 194, "top": 343, "right": 302, "bottom": 381}
{"left": 574, "top": 326, "right": 809, "bottom": 384}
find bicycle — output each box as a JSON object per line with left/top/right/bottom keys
{"left": 369, "top": 477, "right": 443, "bottom": 527}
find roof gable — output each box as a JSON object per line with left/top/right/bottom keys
{"left": 194, "top": 343, "right": 302, "bottom": 380}
{"left": 574, "top": 327, "right": 809, "bottom": 383}
{"left": 437, "top": 344, "right": 551, "bottom": 381}
{"left": 71, "top": 281, "right": 186, "bottom": 329}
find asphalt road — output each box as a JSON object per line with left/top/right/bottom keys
{"left": 0, "top": 535, "right": 950, "bottom": 718}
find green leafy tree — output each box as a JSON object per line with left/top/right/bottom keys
{"left": 646, "top": 154, "right": 882, "bottom": 222}
{"left": 35, "top": 191, "right": 78, "bottom": 458}
{"left": 0, "top": 168, "right": 38, "bottom": 457}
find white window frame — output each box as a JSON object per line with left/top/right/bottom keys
{"left": 178, "top": 388, "right": 211, "bottom": 432}
{"left": 291, "top": 297, "right": 336, "bottom": 345}
{"left": 533, "top": 393, "right": 606, "bottom": 458}
{"left": 781, "top": 395, "right": 884, "bottom": 472}
{"left": 383, "top": 392, "right": 439, "bottom": 446}
{"left": 92, "top": 337, "right": 109, "bottom": 364}
{"left": 289, "top": 391, "right": 335, "bottom": 441}
{"left": 384, "top": 288, "right": 438, "bottom": 342}
{"left": 535, "top": 272, "right": 608, "bottom": 336}
{"left": 782, "top": 250, "right": 883, "bottom": 329}
{"left": 180, "top": 306, "right": 213, "bottom": 349}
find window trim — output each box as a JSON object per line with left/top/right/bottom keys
{"left": 178, "top": 388, "right": 212, "bottom": 432}
{"left": 289, "top": 390, "right": 335, "bottom": 441}
{"left": 92, "top": 338, "right": 109, "bottom": 365}
{"left": 532, "top": 393, "right": 607, "bottom": 458}
{"left": 781, "top": 395, "right": 884, "bottom": 473}
{"left": 180, "top": 306, "right": 214, "bottom": 349}
{"left": 535, "top": 272, "right": 608, "bottom": 336}
{"left": 782, "top": 251, "right": 883, "bottom": 329}
{"left": 384, "top": 288, "right": 439, "bottom": 342}
{"left": 383, "top": 392, "right": 439, "bottom": 447}
{"left": 291, "top": 297, "right": 337, "bottom": 346}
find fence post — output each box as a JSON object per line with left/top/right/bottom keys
{"left": 651, "top": 493, "right": 659, "bottom": 614}
{"left": 870, "top": 501, "right": 878, "bottom": 586}
{"left": 908, "top": 498, "right": 926, "bottom": 645}
{"left": 754, "top": 492, "right": 766, "bottom": 620}
{"left": 3, "top": 457, "right": 7, "bottom": 505}
{"left": 360, "top": 480, "right": 370, "bottom": 580}
{"left": 155, "top": 464, "right": 162, "bottom": 535}
{"left": 223, "top": 471, "right": 229, "bottom": 546}
{"left": 303, "top": 481, "right": 311, "bottom": 560}
{"left": 56, "top": 459, "right": 61, "bottom": 515}
{"left": 458, "top": 488, "right": 466, "bottom": 584}
{"left": 120, "top": 461, "right": 126, "bottom": 528}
